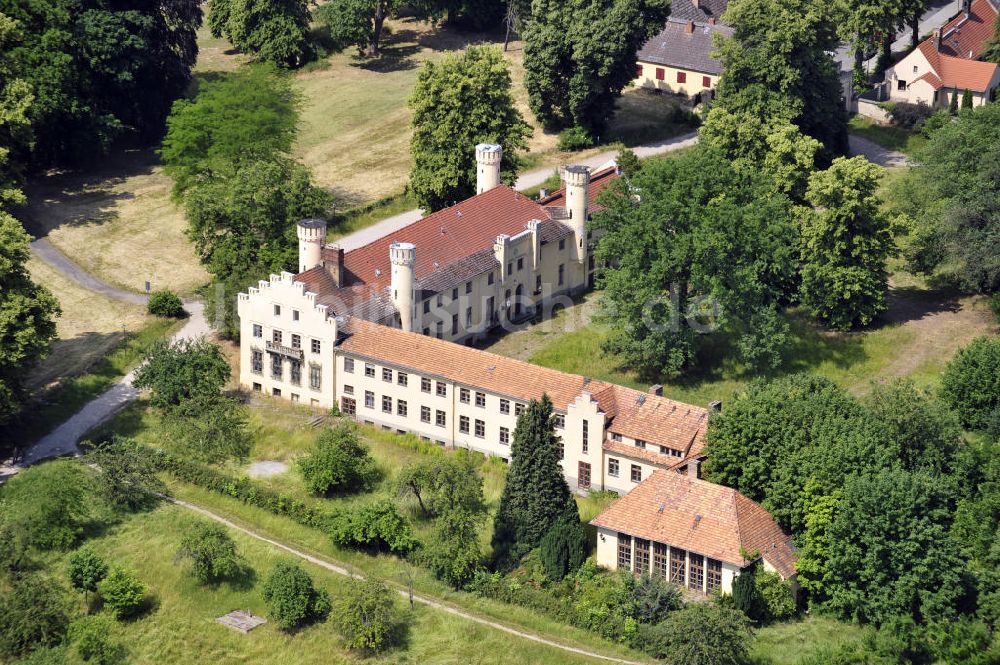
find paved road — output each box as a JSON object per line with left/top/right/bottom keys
{"left": 335, "top": 131, "right": 700, "bottom": 252}
{"left": 170, "top": 495, "right": 644, "bottom": 665}
{"left": 30, "top": 238, "right": 149, "bottom": 306}
{"left": 848, "top": 134, "right": 910, "bottom": 167}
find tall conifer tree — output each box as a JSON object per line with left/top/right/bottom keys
{"left": 491, "top": 394, "right": 580, "bottom": 570}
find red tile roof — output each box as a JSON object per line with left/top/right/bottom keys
{"left": 337, "top": 318, "right": 707, "bottom": 460}
{"left": 937, "top": 0, "right": 998, "bottom": 59}
{"left": 338, "top": 186, "right": 555, "bottom": 287}
{"left": 591, "top": 470, "right": 796, "bottom": 578}
{"left": 918, "top": 40, "right": 999, "bottom": 92}
{"left": 540, "top": 166, "right": 619, "bottom": 212}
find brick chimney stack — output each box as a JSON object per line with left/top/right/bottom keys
{"left": 685, "top": 20, "right": 695, "bottom": 33}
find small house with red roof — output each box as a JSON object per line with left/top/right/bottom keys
{"left": 884, "top": 0, "right": 1000, "bottom": 108}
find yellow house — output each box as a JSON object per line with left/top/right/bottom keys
{"left": 634, "top": 18, "right": 732, "bottom": 97}
{"left": 884, "top": 0, "right": 1000, "bottom": 108}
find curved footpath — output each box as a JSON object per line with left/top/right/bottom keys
{"left": 171, "top": 495, "right": 645, "bottom": 665}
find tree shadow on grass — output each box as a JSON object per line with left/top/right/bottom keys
{"left": 349, "top": 43, "right": 421, "bottom": 73}
{"left": 878, "top": 284, "right": 963, "bottom": 327}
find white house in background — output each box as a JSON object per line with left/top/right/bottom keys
{"left": 591, "top": 467, "right": 797, "bottom": 594}
{"left": 884, "top": 0, "right": 1000, "bottom": 108}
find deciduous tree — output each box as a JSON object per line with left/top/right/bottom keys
{"left": 940, "top": 336, "right": 1000, "bottom": 431}
{"left": 67, "top": 547, "right": 108, "bottom": 606}
{"left": 637, "top": 603, "right": 753, "bottom": 665}
{"left": 408, "top": 46, "right": 530, "bottom": 211}
{"left": 396, "top": 455, "right": 485, "bottom": 518}
{"left": 522, "top": 0, "right": 669, "bottom": 133}
{"left": 262, "top": 560, "right": 331, "bottom": 630}
{"left": 799, "top": 156, "right": 891, "bottom": 330}
{"left": 98, "top": 567, "right": 147, "bottom": 620}
{"left": 0, "top": 459, "right": 92, "bottom": 551}
{"left": 132, "top": 338, "right": 230, "bottom": 411}
{"left": 208, "top": 0, "right": 310, "bottom": 67}
{"left": 176, "top": 521, "right": 244, "bottom": 584}
{"left": 85, "top": 436, "right": 166, "bottom": 510}
{"left": 317, "top": 0, "right": 400, "bottom": 56}
{"left": 298, "top": 423, "right": 379, "bottom": 496}
{"left": 0, "top": 576, "right": 70, "bottom": 658}
{"left": 332, "top": 578, "right": 401, "bottom": 653}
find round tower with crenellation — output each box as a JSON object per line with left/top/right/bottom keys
{"left": 297, "top": 219, "right": 327, "bottom": 273}
{"left": 390, "top": 242, "right": 416, "bottom": 332}
{"left": 561, "top": 165, "right": 591, "bottom": 264}
{"left": 475, "top": 143, "right": 503, "bottom": 195}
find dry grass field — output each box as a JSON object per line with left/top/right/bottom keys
{"left": 24, "top": 257, "right": 155, "bottom": 393}
{"left": 20, "top": 152, "right": 209, "bottom": 296}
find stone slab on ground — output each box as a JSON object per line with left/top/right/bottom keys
{"left": 216, "top": 610, "right": 267, "bottom": 634}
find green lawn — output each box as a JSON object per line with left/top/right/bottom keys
{"left": 849, "top": 115, "right": 927, "bottom": 155}
{"left": 34, "top": 502, "right": 631, "bottom": 665}
{"left": 753, "top": 616, "right": 865, "bottom": 665}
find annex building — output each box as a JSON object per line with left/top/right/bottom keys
{"left": 237, "top": 144, "right": 796, "bottom": 592}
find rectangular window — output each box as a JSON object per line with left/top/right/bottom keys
{"left": 475, "top": 392, "right": 486, "bottom": 408}
{"left": 631, "top": 464, "right": 642, "bottom": 483}
{"left": 635, "top": 439, "right": 646, "bottom": 449}
{"left": 488, "top": 272, "right": 494, "bottom": 285}
{"left": 460, "top": 388, "right": 470, "bottom": 404}
{"left": 421, "top": 406, "right": 431, "bottom": 423}
{"left": 611, "top": 432, "right": 622, "bottom": 442}
{"left": 436, "top": 381, "right": 446, "bottom": 397}
{"left": 582, "top": 420, "right": 589, "bottom": 453}
{"left": 253, "top": 382, "right": 261, "bottom": 392}
{"left": 397, "top": 400, "right": 407, "bottom": 417}
{"left": 689, "top": 553, "right": 705, "bottom": 591}
{"left": 707, "top": 558, "right": 723, "bottom": 592}
{"left": 676, "top": 71, "right": 686, "bottom": 83}
{"left": 897, "top": 79, "right": 907, "bottom": 90}
{"left": 436, "top": 410, "right": 446, "bottom": 427}
{"left": 670, "top": 548, "right": 687, "bottom": 585}
{"left": 341, "top": 396, "right": 356, "bottom": 415}
{"left": 273, "top": 304, "right": 281, "bottom": 316}
{"left": 421, "top": 377, "right": 431, "bottom": 393}
{"left": 554, "top": 414, "right": 565, "bottom": 428}
{"left": 702, "top": 75, "right": 711, "bottom": 87}
{"left": 343, "top": 384, "right": 354, "bottom": 395}
{"left": 466, "top": 307, "right": 472, "bottom": 327}
{"left": 535, "top": 275, "right": 542, "bottom": 292}
{"left": 558, "top": 264, "right": 565, "bottom": 286}
{"left": 500, "top": 426, "right": 510, "bottom": 446}
{"left": 452, "top": 287, "right": 459, "bottom": 300}
{"left": 517, "top": 257, "right": 524, "bottom": 271}
{"left": 507, "top": 261, "right": 513, "bottom": 275}
{"left": 272, "top": 329, "right": 282, "bottom": 345}
{"left": 436, "top": 294, "right": 443, "bottom": 307}
{"left": 500, "top": 399, "right": 510, "bottom": 414}
{"left": 311, "top": 339, "right": 321, "bottom": 354}
{"left": 382, "top": 367, "right": 392, "bottom": 382}
{"left": 252, "top": 324, "right": 262, "bottom": 338}
{"left": 465, "top": 281, "right": 472, "bottom": 294}
{"left": 364, "top": 391, "right": 375, "bottom": 409}
{"left": 365, "top": 363, "right": 375, "bottom": 377}
{"left": 578, "top": 461, "right": 591, "bottom": 489}
{"left": 557, "top": 438, "right": 564, "bottom": 460}
{"left": 382, "top": 395, "right": 392, "bottom": 413}
{"left": 292, "top": 309, "right": 299, "bottom": 321}
{"left": 653, "top": 542, "right": 669, "bottom": 580}
{"left": 515, "top": 403, "right": 525, "bottom": 417}
{"left": 397, "top": 372, "right": 408, "bottom": 387}
{"left": 460, "top": 416, "right": 470, "bottom": 434}
{"left": 436, "top": 322, "right": 443, "bottom": 339}
{"left": 310, "top": 365, "right": 321, "bottom": 390}
{"left": 272, "top": 388, "right": 281, "bottom": 397}
{"left": 271, "top": 354, "right": 283, "bottom": 379}
{"left": 608, "top": 458, "right": 620, "bottom": 477}
{"left": 423, "top": 299, "right": 431, "bottom": 314}
{"left": 451, "top": 314, "right": 458, "bottom": 336}
{"left": 474, "top": 419, "right": 485, "bottom": 438}
{"left": 559, "top": 238, "right": 566, "bottom": 251}
{"left": 251, "top": 350, "right": 263, "bottom": 375}
{"left": 636, "top": 64, "right": 643, "bottom": 77}
{"left": 291, "top": 334, "right": 301, "bottom": 349}
{"left": 655, "top": 67, "right": 665, "bottom": 81}
{"left": 617, "top": 534, "right": 632, "bottom": 570}
{"left": 634, "top": 538, "right": 650, "bottom": 575}
{"left": 290, "top": 360, "right": 301, "bottom": 386}
{"left": 344, "top": 357, "right": 354, "bottom": 373}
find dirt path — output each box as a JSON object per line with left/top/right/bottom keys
{"left": 167, "top": 495, "right": 646, "bottom": 665}
{"left": 848, "top": 134, "right": 910, "bottom": 168}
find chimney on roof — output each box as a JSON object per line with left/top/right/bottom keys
{"left": 538, "top": 188, "right": 550, "bottom": 199}
{"left": 688, "top": 458, "right": 701, "bottom": 479}
{"left": 708, "top": 16, "right": 716, "bottom": 25}
{"left": 685, "top": 20, "right": 695, "bottom": 33}
{"left": 963, "top": 0, "right": 971, "bottom": 18}
{"left": 327, "top": 246, "right": 345, "bottom": 288}
{"left": 649, "top": 384, "right": 663, "bottom": 396}
{"left": 708, "top": 400, "right": 722, "bottom": 413}
{"left": 691, "top": 0, "right": 701, "bottom": 10}
{"left": 934, "top": 28, "right": 941, "bottom": 50}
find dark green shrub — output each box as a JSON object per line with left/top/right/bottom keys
{"left": 262, "top": 561, "right": 330, "bottom": 630}
{"left": 146, "top": 290, "right": 184, "bottom": 318}
{"left": 731, "top": 563, "right": 766, "bottom": 622}
{"left": 941, "top": 336, "right": 1000, "bottom": 430}
{"left": 633, "top": 574, "right": 682, "bottom": 625}
{"left": 176, "top": 521, "right": 244, "bottom": 584}
{"left": 921, "top": 110, "right": 951, "bottom": 138}
{"left": 98, "top": 568, "right": 147, "bottom": 620}
{"left": 15, "top": 646, "right": 70, "bottom": 665}
{"left": 297, "top": 423, "right": 379, "bottom": 496}
{"left": 332, "top": 578, "right": 402, "bottom": 653}
{"left": 0, "top": 576, "right": 70, "bottom": 658}
{"left": 68, "top": 547, "right": 108, "bottom": 603}
{"left": 0, "top": 459, "right": 93, "bottom": 551}
{"left": 328, "top": 500, "right": 417, "bottom": 554}
{"left": 635, "top": 603, "right": 752, "bottom": 664}
{"left": 990, "top": 292, "right": 1000, "bottom": 322}
{"left": 539, "top": 518, "right": 588, "bottom": 581}
{"left": 888, "top": 101, "right": 934, "bottom": 130}
{"left": 162, "top": 395, "right": 252, "bottom": 462}
{"left": 557, "top": 126, "right": 594, "bottom": 151}
{"left": 755, "top": 569, "right": 796, "bottom": 622}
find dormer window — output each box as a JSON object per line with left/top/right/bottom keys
{"left": 635, "top": 439, "right": 646, "bottom": 449}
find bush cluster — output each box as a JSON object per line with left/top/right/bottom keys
{"left": 557, "top": 126, "right": 594, "bottom": 151}
{"left": 328, "top": 501, "right": 417, "bottom": 554}
{"left": 146, "top": 290, "right": 185, "bottom": 318}
{"left": 888, "top": 101, "right": 935, "bottom": 131}
{"left": 262, "top": 561, "right": 330, "bottom": 630}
